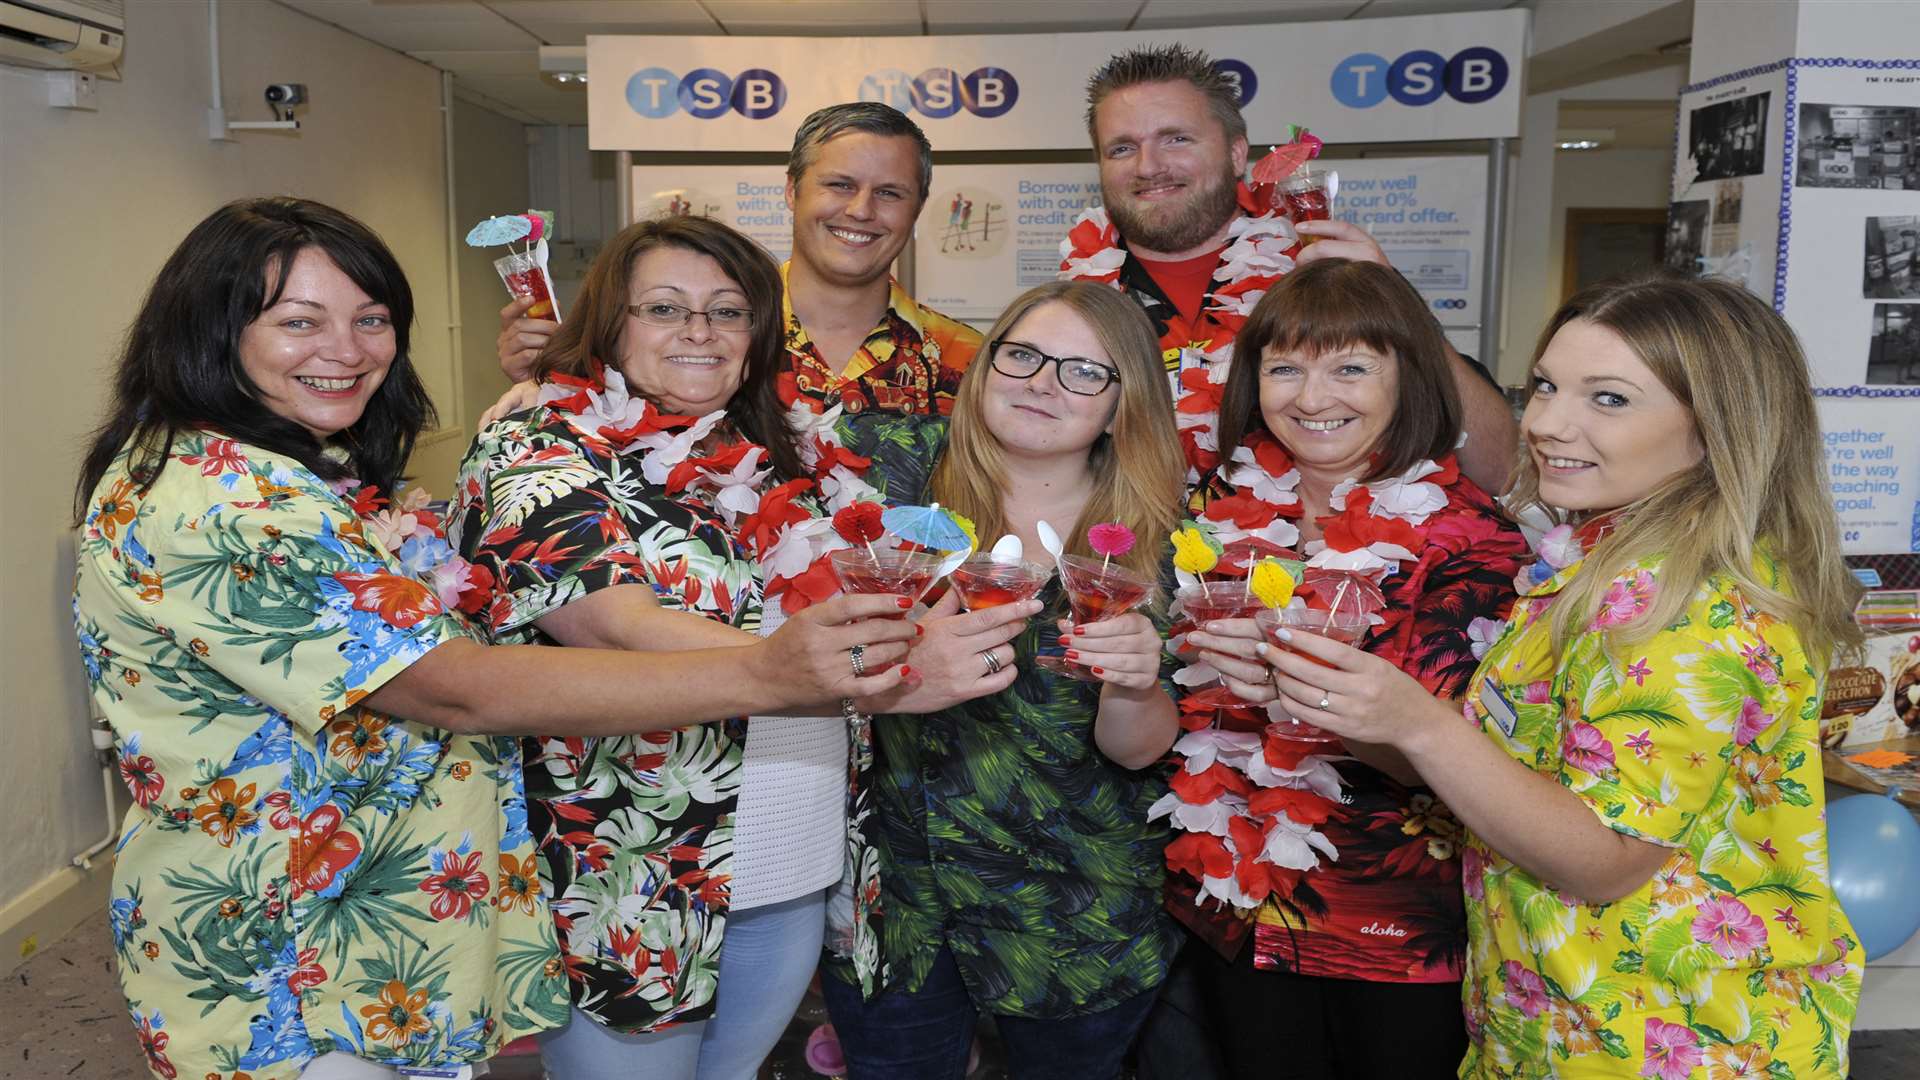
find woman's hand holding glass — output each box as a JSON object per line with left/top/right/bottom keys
{"left": 1061, "top": 611, "right": 1164, "bottom": 692}
{"left": 1253, "top": 624, "right": 1440, "bottom": 750}
{"left": 860, "top": 588, "right": 1040, "bottom": 714}
{"left": 756, "top": 592, "right": 922, "bottom": 703}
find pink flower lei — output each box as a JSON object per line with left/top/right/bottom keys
{"left": 536, "top": 361, "right": 881, "bottom": 613}
{"left": 1150, "top": 430, "right": 1465, "bottom": 913}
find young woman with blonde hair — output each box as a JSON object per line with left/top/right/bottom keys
{"left": 821, "top": 280, "right": 1188, "bottom": 1079}
{"left": 1207, "top": 274, "right": 1864, "bottom": 1077}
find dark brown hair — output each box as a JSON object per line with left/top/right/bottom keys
{"left": 74, "top": 197, "right": 431, "bottom": 521}
{"left": 1215, "top": 259, "right": 1461, "bottom": 482}
{"left": 534, "top": 214, "right": 802, "bottom": 482}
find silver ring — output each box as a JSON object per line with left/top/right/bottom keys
{"left": 850, "top": 644, "right": 868, "bottom": 678}
{"left": 979, "top": 649, "right": 1003, "bottom": 676}
{"left": 1317, "top": 693, "right": 1332, "bottom": 711}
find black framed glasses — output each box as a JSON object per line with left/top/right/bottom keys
{"left": 627, "top": 302, "right": 755, "bottom": 333}
{"left": 988, "top": 339, "right": 1121, "bottom": 396}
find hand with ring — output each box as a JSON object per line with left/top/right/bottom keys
{"left": 1254, "top": 624, "right": 1437, "bottom": 749}
{"left": 857, "top": 588, "right": 1040, "bottom": 715}
{"left": 755, "top": 592, "right": 920, "bottom": 704}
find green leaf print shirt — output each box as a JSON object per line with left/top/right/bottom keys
{"left": 836, "top": 414, "right": 1183, "bottom": 1019}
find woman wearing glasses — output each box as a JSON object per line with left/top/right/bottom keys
{"left": 448, "top": 215, "right": 1030, "bottom": 1080}
{"left": 819, "top": 281, "right": 1188, "bottom": 1079}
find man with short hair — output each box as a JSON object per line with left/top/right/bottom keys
{"left": 1071, "top": 43, "right": 1517, "bottom": 492}
{"left": 496, "top": 102, "right": 978, "bottom": 417}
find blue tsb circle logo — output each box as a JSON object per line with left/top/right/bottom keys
{"left": 1432, "top": 297, "right": 1469, "bottom": 311}
{"left": 1331, "top": 48, "right": 1508, "bottom": 108}
{"left": 625, "top": 67, "right": 789, "bottom": 119}
{"left": 859, "top": 67, "right": 1019, "bottom": 118}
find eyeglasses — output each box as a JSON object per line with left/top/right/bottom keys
{"left": 627, "top": 302, "right": 755, "bottom": 333}
{"left": 988, "top": 340, "right": 1121, "bottom": 396}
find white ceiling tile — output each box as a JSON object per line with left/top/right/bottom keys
{"left": 1355, "top": 0, "right": 1517, "bottom": 17}
{"left": 1133, "top": 0, "right": 1364, "bottom": 30}
{"left": 923, "top": 0, "right": 1138, "bottom": 34}
{"left": 409, "top": 49, "right": 541, "bottom": 75}
{"left": 491, "top": 0, "right": 721, "bottom": 41}
{"left": 282, "top": 1, "right": 539, "bottom": 51}
{"left": 704, "top": 0, "right": 922, "bottom": 33}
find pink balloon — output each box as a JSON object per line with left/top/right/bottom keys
{"left": 804, "top": 1023, "right": 846, "bottom": 1075}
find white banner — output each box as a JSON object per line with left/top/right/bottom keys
{"left": 913, "top": 156, "right": 1489, "bottom": 339}
{"left": 588, "top": 10, "right": 1526, "bottom": 152}
{"left": 631, "top": 165, "right": 795, "bottom": 262}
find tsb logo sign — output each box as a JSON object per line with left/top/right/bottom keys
{"left": 1432, "top": 297, "right": 1469, "bottom": 311}
{"left": 626, "top": 67, "right": 788, "bottom": 119}
{"left": 859, "top": 68, "right": 1019, "bottom": 118}
{"left": 1331, "top": 48, "right": 1507, "bottom": 108}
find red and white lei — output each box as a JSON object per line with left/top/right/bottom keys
{"left": 536, "top": 363, "right": 880, "bottom": 614}
{"left": 1151, "top": 436, "right": 1463, "bottom": 911}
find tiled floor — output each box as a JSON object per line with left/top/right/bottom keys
{"left": 5, "top": 913, "right": 1914, "bottom": 1079}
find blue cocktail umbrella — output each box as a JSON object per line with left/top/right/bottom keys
{"left": 466, "top": 214, "right": 532, "bottom": 248}
{"left": 882, "top": 502, "right": 970, "bottom": 552}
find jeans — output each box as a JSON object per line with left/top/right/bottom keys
{"left": 819, "top": 945, "right": 1161, "bottom": 1080}
{"left": 538, "top": 888, "right": 827, "bottom": 1080}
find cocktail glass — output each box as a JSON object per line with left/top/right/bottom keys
{"left": 1176, "top": 581, "right": 1266, "bottom": 709}
{"left": 950, "top": 555, "right": 1051, "bottom": 611}
{"left": 494, "top": 250, "right": 556, "bottom": 319}
{"left": 1254, "top": 606, "right": 1369, "bottom": 743}
{"left": 1035, "top": 554, "right": 1153, "bottom": 683}
{"left": 1277, "top": 170, "right": 1334, "bottom": 243}
{"left": 829, "top": 548, "right": 944, "bottom": 615}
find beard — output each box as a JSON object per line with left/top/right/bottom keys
{"left": 1104, "top": 159, "right": 1242, "bottom": 255}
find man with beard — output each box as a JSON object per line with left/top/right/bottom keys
{"left": 1070, "top": 44, "right": 1517, "bottom": 493}
{"left": 495, "top": 102, "right": 978, "bottom": 418}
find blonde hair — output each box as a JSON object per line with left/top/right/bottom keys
{"left": 931, "top": 281, "right": 1184, "bottom": 584}
{"left": 1509, "top": 274, "right": 1863, "bottom": 665}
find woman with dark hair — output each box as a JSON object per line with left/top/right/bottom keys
{"left": 73, "top": 197, "right": 931, "bottom": 1080}
{"left": 1174, "top": 259, "right": 1531, "bottom": 1079}
{"left": 448, "top": 215, "right": 1030, "bottom": 1080}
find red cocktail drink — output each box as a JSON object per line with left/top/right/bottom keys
{"left": 1177, "top": 581, "right": 1265, "bottom": 709}
{"left": 494, "top": 251, "right": 556, "bottom": 319}
{"left": 1253, "top": 606, "right": 1369, "bottom": 742}
{"left": 1036, "top": 554, "right": 1152, "bottom": 682}
{"left": 829, "top": 548, "right": 943, "bottom": 615}
{"left": 950, "top": 556, "right": 1050, "bottom": 611}
{"left": 1277, "top": 170, "right": 1334, "bottom": 244}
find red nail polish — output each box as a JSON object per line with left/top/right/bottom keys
{"left": 1091, "top": 666, "right": 1105, "bottom": 675}
{"left": 1065, "top": 649, "right": 1081, "bottom": 661}
{"left": 900, "top": 665, "right": 915, "bottom": 678}
{"left": 915, "top": 624, "right": 925, "bottom": 638}
{"left": 1058, "top": 634, "right": 1072, "bottom": 645}
{"left": 1075, "top": 625, "right": 1088, "bottom": 635}
{"left": 896, "top": 596, "right": 913, "bottom": 609}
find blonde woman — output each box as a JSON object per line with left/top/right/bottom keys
{"left": 1204, "top": 274, "right": 1865, "bottom": 1077}
{"left": 822, "top": 281, "right": 1187, "bottom": 1079}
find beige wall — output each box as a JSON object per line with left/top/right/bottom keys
{"left": 0, "top": 3, "right": 517, "bottom": 960}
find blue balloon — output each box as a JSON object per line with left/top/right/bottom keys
{"left": 1827, "top": 792, "right": 1920, "bottom": 961}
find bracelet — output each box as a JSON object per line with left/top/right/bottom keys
{"left": 840, "top": 697, "right": 869, "bottom": 726}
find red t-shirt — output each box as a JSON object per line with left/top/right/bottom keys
{"left": 1135, "top": 246, "right": 1226, "bottom": 326}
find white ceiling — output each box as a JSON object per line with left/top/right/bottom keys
{"left": 276, "top": 0, "right": 1527, "bottom": 124}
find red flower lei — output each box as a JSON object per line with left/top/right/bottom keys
{"left": 1058, "top": 183, "right": 1299, "bottom": 481}
{"left": 1152, "top": 432, "right": 1466, "bottom": 912}
{"left": 535, "top": 361, "right": 881, "bottom": 614}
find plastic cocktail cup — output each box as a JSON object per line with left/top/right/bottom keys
{"left": 950, "top": 555, "right": 1051, "bottom": 611}
{"left": 494, "top": 250, "right": 555, "bottom": 319}
{"left": 1253, "top": 606, "right": 1369, "bottom": 742}
{"left": 1177, "top": 581, "right": 1266, "bottom": 709}
{"left": 1036, "top": 554, "right": 1152, "bottom": 683}
{"left": 828, "top": 548, "right": 944, "bottom": 616}
{"left": 1277, "top": 170, "right": 1334, "bottom": 243}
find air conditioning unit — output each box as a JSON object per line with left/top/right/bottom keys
{"left": 0, "top": 0, "right": 123, "bottom": 73}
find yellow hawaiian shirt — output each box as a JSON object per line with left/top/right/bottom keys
{"left": 74, "top": 433, "right": 568, "bottom": 1079}
{"left": 778, "top": 261, "right": 981, "bottom": 416}
{"left": 1458, "top": 548, "right": 1861, "bottom": 1079}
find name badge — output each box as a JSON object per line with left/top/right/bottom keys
{"left": 1482, "top": 685, "right": 1519, "bottom": 738}
{"left": 398, "top": 1067, "right": 474, "bottom": 1079}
